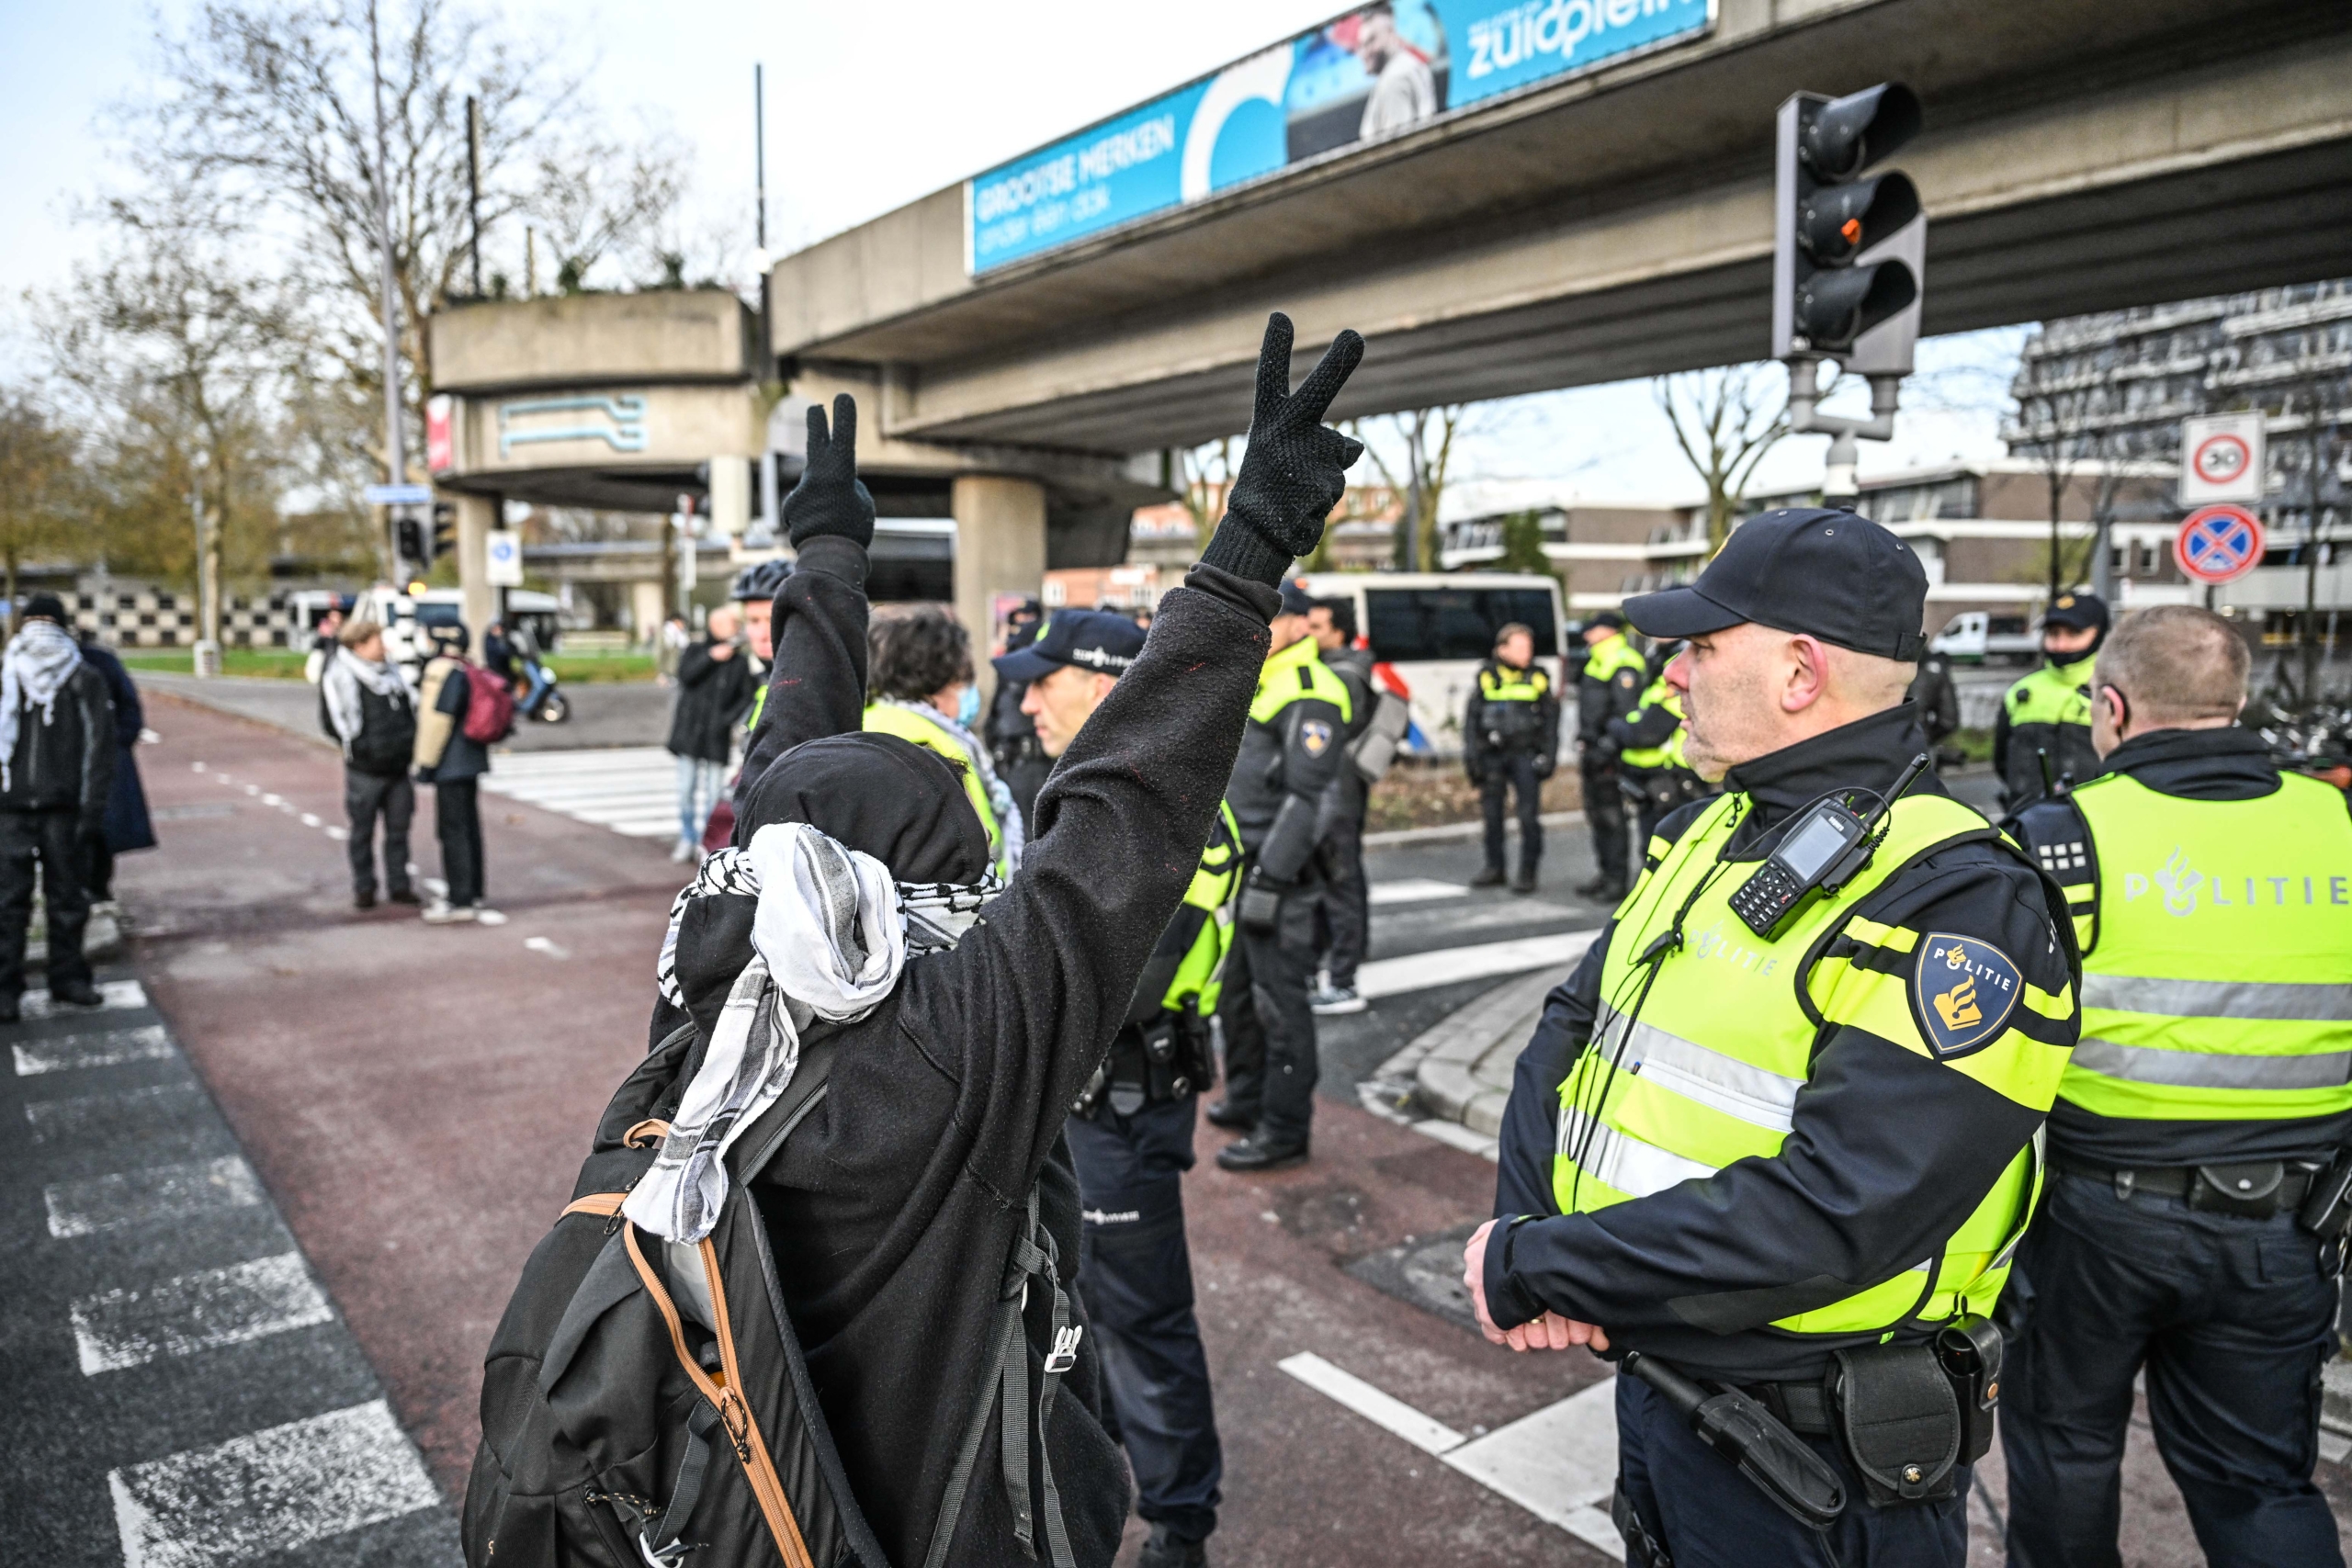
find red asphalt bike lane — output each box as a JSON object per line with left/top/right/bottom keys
{"left": 122, "top": 693, "right": 1617, "bottom": 1565}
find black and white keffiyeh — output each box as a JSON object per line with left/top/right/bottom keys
{"left": 629, "top": 821, "right": 1001, "bottom": 1243}
{"left": 320, "top": 647, "right": 411, "bottom": 756}
{"left": 0, "top": 619, "right": 81, "bottom": 793}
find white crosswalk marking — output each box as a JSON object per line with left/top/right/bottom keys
{"left": 1357, "top": 930, "right": 1600, "bottom": 1000}
{"left": 12, "top": 1022, "right": 174, "bottom": 1076}
{"left": 479, "top": 746, "right": 684, "bottom": 838}
{"left": 45, "top": 1156, "right": 264, "bottom": 1238}
{"left": 108, "top": 1399, "right": 439, "bottom": 1568}
{"left": 25, "top": 1082, "right": 204, "bottom": 1144}
{"left": 72, "top": 1253, "right": 334, "bottom": 1374}
{"left": 21, "top": 978, "right": 149, "bottom": 1019}
{"left": 1367, "top": 878, "right": 1469, "bottom": 906}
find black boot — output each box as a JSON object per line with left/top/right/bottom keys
{"left": 1204, "top": 1100, "right": 1257, "bottom": 1131}
{"left": 1469, "top": 865, "right": 1507, "bottom": 887}
{"left": 1140, "top": 1524, "right": 1208, "bottom": 1568}
{"left": 1511, "top": 870, "right": 1538, "bottom": 895}
{"left": 1216, "top": 1134, "right": 1308, "bottom": 1173}
{"left": 51, "top": 980, "right": 104, "bottom": 1008}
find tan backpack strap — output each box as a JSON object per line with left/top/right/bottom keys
{"left": 623, "top": 1119, "right": 673, "bottom": 1150}
{"left": 561, "top": 1192, "right": 628, "bottom": 1220}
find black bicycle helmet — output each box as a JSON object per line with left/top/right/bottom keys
{"left": 729, "top": 558, "right": 791, "bottom": 602}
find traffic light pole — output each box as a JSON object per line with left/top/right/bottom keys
{"left": 1786, "top": 358, "right": 1903, "bottom": 506}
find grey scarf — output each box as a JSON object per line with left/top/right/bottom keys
{"left": 0, "top": 620, "right": 82, "bottom": 793}
{"left": 321, "top": 647, "right": 411, "bottom": 756}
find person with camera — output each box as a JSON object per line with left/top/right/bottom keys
{"left": 2000, "top": 604, "right": 2352, "bottom": 1568}
{"left": 1467, "top": 512, "right": 2080, "bottom": 1567}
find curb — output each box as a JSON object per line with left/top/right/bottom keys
{"left": 1413, "top": 964, "right": 1577, "bottom": 1134}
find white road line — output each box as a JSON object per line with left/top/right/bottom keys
{"left": 1356, "top": 931, "right": 1600, "bottom": 1000}
{"left": 1411, "top": 1120, "right": 1501, "bottom": 1161}
{"left": 25, "top": 1082, "right": 204, "bottom": 1144}
{"left": 109, "top": 1399, "right": 437, "bottom": 1568}
{"left": 524, "top": 937, "right": 571, "bottom": 960}
{"left": 1444, "top": 1378, "right": 1626, "bottom": 1560}
{"left": 46, "top": 1156, "right": 264, "bottom": 1239}
{"left": 72, "top": 1253, "right": 334, "bottom": 1374}
{"left": 1277, "top": 1352, "right": 1466, "bottom": 1455}
{"left": 21, "top": 978, "right": 150, "bottom": 1019}
{"left": 1367, "top": 878, "right": 1469, "bottom": 906}
{"left": 12, "top": 1023, "right": 174, "bottom": 1076}
{"left": 1281, "top": 1351, "right": 1627, "bottom": 1560}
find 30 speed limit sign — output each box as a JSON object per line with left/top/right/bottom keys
{"left": 2179, "top": 412, "right": 2266, "bottom": 504}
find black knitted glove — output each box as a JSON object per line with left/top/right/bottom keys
{"left": 1202, "top": 313, "right": 1365, "bottom": 587}
{"left": 783, "top": 393, "right": 876, "bottom": 551}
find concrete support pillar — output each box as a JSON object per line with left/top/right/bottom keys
{"left": 452, "top": 491, "right": 498, "bottom": 642}
{"left": 629, "top": 580, "right": 666, "bottom": 645}
{"left": 707, "top": 456, "right": 750, "bottom": 538}
{"left": 951, "top": 475, "right": 1047, "bottom": 701}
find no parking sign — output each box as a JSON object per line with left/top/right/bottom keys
{"left": 2174, "top": 505, "right": 2266, "bottom": 585}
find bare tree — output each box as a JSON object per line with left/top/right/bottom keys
{"left": 2005, "top": 340, "right": 2109, "bottom": 604}
{"left": 0, "top": 391, "right": 83, "bottom": 607}
{"left": 1174, "top": 438, "right": 1238, "bottom": 548}
{"left": 1657, "top": 366, "right": 1786, "bottom": 554}
{"left": 1352, "top": 407, "right": 1465, "bottom": 571}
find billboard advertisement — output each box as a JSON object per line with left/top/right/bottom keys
{"left": 965, "top": 0, "right": 1715, "bottom": 275}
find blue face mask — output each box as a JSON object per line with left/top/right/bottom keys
{"left": 957, "top": 683, "right": 981, "bottom": 728}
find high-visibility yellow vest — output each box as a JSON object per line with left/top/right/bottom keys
{"left": 1479, "top": 664, "right": 1551, "bottom": 704}
{"left": 861, "top": 701, "right": 1008, "bottom": 877}
{"left": 1155, "top": 802, "right": 1244, "bottom": 1017}
{"left": 1583, "top": 631, "right": 1647, "bottom": 685}
{"left": 1250, "top": 636, "right": 1354, "bottom": 726}
{"left": 2004, "top": 658, "right": 2097, "bottom": 730}
{"left": 2039, "top": 770, "right": 2352, "bottom": 1123}
{"left": 1555, "top": 792, "right": 2075, "bottom": 1335}
{"left": 1619, "top": 675, "right": 1687, "bottom": 772}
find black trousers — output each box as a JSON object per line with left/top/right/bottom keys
{"left": 1218, "top": 874, "right": 1320, "bottom": 1148}
{"left": 434, "top": 778, "right": 484, "bottom": 908}
{"left": 82, "top": 830, "right": 114, "bottom": 904}
{"left": 1617, "top": 1372, "right": 1968, "bottom": 1568}
{"left": 1999, "top": 1171, "right": 2345, "bottom": 1568}
{"left": 345, "top": 769, "right": 414, "bottom": 898}
{"left": 0, "top": 808, "right": 92, "bottom": 998}
{"left": 1481, "top": 751, "right": 1544, "bottom": 877}
{"left": 1068, "top": 1095, "right": 1222, "bottom": 1543}
{"left": 1315, "top": 817, "right": 1368, "bottom": 989}
{"left": 1579, "top": 755, "right": 1628, "bottom": 888}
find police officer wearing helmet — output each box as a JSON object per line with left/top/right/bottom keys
{"left": 1995, "top": 592, "right": 2108, "bottom": 809}
{"left": 1466, "top": 510, "right": 2082, "bottom": 1568}
{"left": 997, "top": 607, "right": 1232, "bottom": 1568}
{"left": 1608, "top": 642, "right": 1712, "bottom": 848}
{"left": 727, "top": 557, "right": 790, "bottom": 735}
{"left": 1577, "top": 610, "right": 1650, "bottom": 902}
{"left": 2001, "top": 604, "right": 2352, "bottom": 1568}
{"left": 1206, "top": 580, "right": 1351, "bottom": 1172}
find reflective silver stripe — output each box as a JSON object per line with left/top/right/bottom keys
{"left": 1556, "top": 1108, "right": 1718, "bottom": 1200}
{"left": 1593, "top": 1009, "right": 1804, "bottom": 1134}
{"left": 2073, "top": 1037, "right": 2352, "bottom": 1091}
{"left": 2082, "top": 973, "right": 2352, "bottom": 1023}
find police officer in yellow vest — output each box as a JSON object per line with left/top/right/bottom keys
{"left": 1609, "top": 649, "right": 1712, "bottom": 848}
{"left": 1995, "top": 592, "right": 2108, "bottom": 810}
{"left": 997, "top": 607, "right": 1232, "bottom": 1568}
{"left": 2001, "top": 605, "right": 2352, "bottom": 1568}
{"left": 1577, "top": 611, "right": 1651, "bottom": 902}
{"left": 1206, "top": 580, "right": 1351, "bottom": 1173}
{"left": 1466, "top": 622, "right": 1563, "bottom": 893}
{"left": 863, "top": 605, "right": 1024, "bottom": 879}
{"left": 1466, "top": 511, "right": 2081, "bottom": 1568}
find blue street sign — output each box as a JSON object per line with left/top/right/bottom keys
{"left": 2173, "top": 504, "right": 2266, "bottom": 585}
{"left": 363, "top": 483, "right": 434, "bottom": 507}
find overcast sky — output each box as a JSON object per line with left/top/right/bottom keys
{"left": 0, "top": 0, "right": 2024, "bottom": 506}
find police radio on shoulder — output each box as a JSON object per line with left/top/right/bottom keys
{"left": 1728, "top": 752, "right": 1930, "bottom": 941}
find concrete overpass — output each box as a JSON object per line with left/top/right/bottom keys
{"left": 424, "top": 290, "right": 1167, "bottom": 649}
{"left": 768, "top": 0, "right": 2352, "bottom": 453}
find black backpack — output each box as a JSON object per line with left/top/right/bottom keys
{"left": 464, "top": 1020, "right": 1081, "bottom": 1568}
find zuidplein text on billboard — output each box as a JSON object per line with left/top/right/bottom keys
{"left": 965, "top": 0, "right": 1713, "bottom": 275}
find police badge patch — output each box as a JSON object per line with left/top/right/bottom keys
{"left": 1912, "top": 932, "right": 2023, "bottom": 1058}
{"left": 1301, "top": 719, "right": 1332, "bottom": 757}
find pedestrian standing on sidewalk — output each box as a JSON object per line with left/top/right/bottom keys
{"left": 1466, "top": 622, "right": 1562, "bottom": 894}
{"left": 667, "top": 604, "right": 754, "bottom": 863}
{"left": 413, "top": 624, "right": 492, "bottom": 924}
{"left": 75, "top": 630, "right": 154, "bottom": 920}
{"left": 320, "top": 619, "right": 418, "bottom": 910}
{"left": 1307, "top": 596, "right": 1374, "bottom": 1016}
{"left": 0, "top": 593, "right": 114, "bottom": 1018}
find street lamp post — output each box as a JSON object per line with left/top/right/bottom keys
{"left": 368, "top": 0, "right": 408, "bottom": 578}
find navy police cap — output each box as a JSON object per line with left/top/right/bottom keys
{"left": 1622, "top": 508, "right": 1928, "bottom": 663}
{"left": 991, "top": 608, "right": 1146, "bottom": 682}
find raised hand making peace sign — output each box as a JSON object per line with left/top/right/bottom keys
{"left": 783, "top": 392, "right": 876, "bottom": 551}
{"left": 1203, "top": 313, "right": 1367, "bottom": 587}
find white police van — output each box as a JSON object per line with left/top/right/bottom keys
{"left": 1295, "top": 572, "right": 1566, "bottom": 760}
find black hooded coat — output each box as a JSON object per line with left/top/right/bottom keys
{"left": 635, "top": 534, "right": 1280, "bottom": 1566}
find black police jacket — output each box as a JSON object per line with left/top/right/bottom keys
{"left": 1487, "top": 702, "right": 2080, "bottom": 1384}
{"left": 1466, "top": 656, "right": 1562, "bottom": 769}
{"left": 1576, "top": 650, "right": 1645, "bottom": 750}
{"left": 1225, "top": 644, "right": 1346, "bottom": 883}
{"left": 2012, "top": 726, "right": 2352, "bottom": 1168}
{"left": 688, "top": 534, "right": 1281, "bottom": 1568}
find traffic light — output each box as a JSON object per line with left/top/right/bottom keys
{"left": 1772, "top": 83, "right": 1925, "bottom": 369}
{"left": 396, "top": 515, "right": 426, "bottom": 564}
{"left": 430, "top": 502, "right": 456, "bottom": 560}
